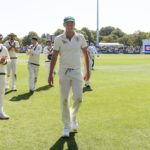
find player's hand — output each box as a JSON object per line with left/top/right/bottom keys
{"left": 0, "top": 56, "right": 7, "bottom": 64}
{"left": 83, "top": 72, "right": 90, "bottom": 81}
{"left": 12, "top": 43, "right": 16, "bottom": 48}
{"left": 48, "top": 75, "right": 54, "bottom": 87}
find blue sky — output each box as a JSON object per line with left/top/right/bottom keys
{"left": 1, "top": 0, "right": 150, "bottom": 37}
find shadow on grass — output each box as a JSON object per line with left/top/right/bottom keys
{"left": 9, "top": 91, "right": 34, "bottom": 101}
{"left": 83, "top": 87, "right": 93, "bottom": 93}
{"left": 5, "top": 90, "right": 14, "bottom": 95}
{"left": 50, "top": 132, "right": 78, "bottom": 150}
{"left": 36, "top": 85, "right": 52, "bottom": 92}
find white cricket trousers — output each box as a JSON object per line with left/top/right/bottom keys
{"left": 28, "top": 63, "right": 39, "bottom": 90}
{"left": 0, "top": 74, "right": 6, "bottom": 113}
{"left": 6, "top": 59, "right": 17, "bottom": 88}
{"left": 59, "top": 68, "right": 83, "bottom": 129}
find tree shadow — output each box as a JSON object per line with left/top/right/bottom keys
{"left": 9, "top": 91, "right": 34, "bottom": 101}
{"left": 50, "top": 132, "right": 78, "bottom": 150}
{"left": 36, "top": 85, "right": 52, "bottom": 92}
{"left": 83, "top": 86, "right": 93, "bottom": 93}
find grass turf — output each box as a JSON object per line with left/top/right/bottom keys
{"left": 0, "top": 54, "right": 150, "bottom": 150}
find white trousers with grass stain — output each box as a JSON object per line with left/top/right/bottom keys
{"left": 59, "top": 68, "right": 83, "bottom": 129}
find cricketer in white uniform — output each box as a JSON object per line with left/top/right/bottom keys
{"left": 43, "top": 39, "right": 54, "bottom": 78}
{"left": 26, "top": 37, "right": 42, "bottom": 92}
{"left": 4, "top": 33, "right": 20, "bottom": 91}
{"left": 48, "top": 16, "right": 90, "bottom": 137}
{"left": 0, "top": 34, "right": 10, "bottom": 119}
{"left": 89, "top": 43, "right": 97, "bottom": 70}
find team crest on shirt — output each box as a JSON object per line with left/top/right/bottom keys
{"left": 62, "top": 40, "right": 68, "bottom": 44}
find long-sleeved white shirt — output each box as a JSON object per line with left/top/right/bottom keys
{"left": 0, "top": 44, "right": 10, "bottom": 73}
{"left": 4, "top": 40, "right": 20, "bottom": 58}
{"left": 27, "top": 43, "right": 42, "bottom": 65}
{"left": 43, "top": 46, "right": 53, "bottom": 61}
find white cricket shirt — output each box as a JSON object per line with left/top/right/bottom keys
{"left": 28, "top": 43, "right": 42, "bottom": 65}
{"left": 53, "top": 32, "right": 87, "bottom": 69}
{"left": 4, "top": 40, "right": 20, "bottom": 58}
{"left": 0, "top": 44, "right": 10, "bottom": 73}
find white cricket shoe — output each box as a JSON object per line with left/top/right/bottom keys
{"left": 5, "top": 85, "right": 9, "bottom": 91}
{"left": 29, "top": 87, "right": 36, "bottom": 92}
{"left": 72, "top": 121, "right": 78, "bottom": 132}
{"left": 12, "top": 87, "right": 17, "bottom": 91}
{"left": 62, "top": 128, "right": 70, "bottom": 138}
{"left": 0, "top": 112, "right": 10, "bottom": 120}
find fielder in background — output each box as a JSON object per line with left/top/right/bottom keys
{"left": 48, "top": 16, "right": 90, "bottom": 138}
{"left": 43, "top": 39, "right": 55, "bottom": 79}
{"left": 4, "top": 33, "right": 20, "bottom": 91}
{"left": 25, "top": 36, "right": 42, "bottom": 92}
{"left": 0, "top": 34, "right": 10, "bottom": 119}
{"left": 89, "top": 43, "right": 97, "bottom": 70}
{"left": 84, "top": 44, "right": 94, "bottom": 89}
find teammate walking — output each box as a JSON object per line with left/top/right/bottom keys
{"left": 26, "top": 36, "right": 42, "bottom": 92}
{"left": 43, "top": 39, "right": 54, "bottom": 78}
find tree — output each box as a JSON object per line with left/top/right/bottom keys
{"left": 102, "top": 35, "right": 118, "bottom": 43}
{"left": 80, "top": 27, "right": 94, "bottom": 44}
{"left": 22, "top": 31, "right": 40, "bottom": 46}
{"left": 100, "top": 26, "right": 115, "bottom": 36}
{"left": 41, "top": 33, "right": 47, "bottom": 39}
{"left": 111, "top": 28, "right": 125, "bottom": 38}
{"left": 53, "top": 29, "right": 64, "bottom": 36}
{"left": 118, "top": 35, "right": 131, "bottom": 46}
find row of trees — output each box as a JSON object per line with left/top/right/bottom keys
{"left": 53, "top": 27, "right": 150, "bottom": 46}
{"left": 4, "top": 27, "right": 150, "bottom": 47}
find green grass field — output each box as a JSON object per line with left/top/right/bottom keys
{"left": 1, "top": 54, "right": 150, "bottom": 150}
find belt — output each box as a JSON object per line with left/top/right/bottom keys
{"left": 10, "top": 57, "right": 17, "bottom": 59}
{"left": 65, "top": 68, "right": 75, "bottom": 75}
{"left": 0, "top": 73, "right": 6, "bottom": 75}
{"left": 29, "top": 62, "right": 40, "bottom": 66}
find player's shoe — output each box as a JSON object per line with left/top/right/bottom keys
{"left": 5, "top": 85, "right": 10, "bottom": 91}
{"left": 29, "top": 87, "right": 36, "bottom": 92}
{"left": 62, "top": 128, "right": 70, "bottom": 138}
{"left": 0, "top": 112, "right": 10, "bottom": 120}
{"left": 85, "top": 84, "right": 91, "bottom": 89}
{"left": 12, "top": 87, "right": 17, "bottom": 91}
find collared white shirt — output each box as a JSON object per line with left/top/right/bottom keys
{"left": 28, "top": 43, "right": 42, "bottom": 65}
{"left": 43, "top": 46, "right": 53, "bottom": 61}
{"left": 0, "top": 44, "right": 10, "bottom": 73}
{"left": 4, "top": 40, "right": 20, "bottom": 58}
{"left": 53, "top": 32, "right": 87, "bottom": 69}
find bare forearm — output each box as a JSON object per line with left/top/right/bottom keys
{"left": 49, "top": 52, "right": 58, "bottom": 76}
{"left": 84, "top": 50, "right": 90, "bottom": 73}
